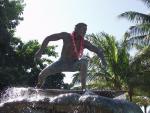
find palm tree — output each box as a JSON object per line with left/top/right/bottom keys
{"left": 86, "top": 32, "right": 130, "bottom": 90}
{"left": 130, "top": 46, "right": 150, "bottom": 96}
{"left": 119, "top": 0, "right": 150, "bottom": 47}
{"left": 118, "top": 0, "right": 150, "bottom": 101}
{"left": 86, "top": 33, "right": 150, "bottom": 101}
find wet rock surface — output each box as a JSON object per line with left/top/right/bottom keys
{"left": 0, "top": 87, "right": 143, "bottom": 113}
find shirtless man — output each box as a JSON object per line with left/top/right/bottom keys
{"left": 34, "top": 23, "right": 106, "bottom": 89}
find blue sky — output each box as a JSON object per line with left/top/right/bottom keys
{"left": 15, "top": 0, "right": 148, "bottom": 83}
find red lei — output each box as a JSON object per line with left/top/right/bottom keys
{"left": 71, "top": 32, "right": 84, "bottom": 59}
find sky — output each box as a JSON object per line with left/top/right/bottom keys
{"left": 15, "top": 0, "right": 148, "bottom": 83}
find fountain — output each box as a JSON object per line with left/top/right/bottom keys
{"left": 0, "top": 87, "right": 143, "bottom": 113}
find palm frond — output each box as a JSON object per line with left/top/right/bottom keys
{"left": 118, "top": 11, "right": 150, "bottom": 24}
{"left": 140, "top": 0, "right": 150, "bottom": 8}
{"left": 128, "top": 23, "right": 150, "bottom": 36}
{"left": 71, "top": 73, "right": 80, "bottom": 85}
{"left": 125, "top": 34, "right": 150, "bottom": 47}
{"left": 102, "top": 33, "right": 118, "bottom": 63}
{"left": 132, "top": 46, "right": 150, "bottom": 62}
{"left": 130, "top": 49, "right": 149, "bottom": 75}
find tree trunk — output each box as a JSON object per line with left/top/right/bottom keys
{"left": 128, "top": 87, "right": 133, "bottom": 102}
{"left": 144, "top": 105, "right": 147, "bottom": 113}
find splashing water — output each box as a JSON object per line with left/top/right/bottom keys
{"left": 0, "top": 87, "right": 143, "bottom": 113}
{"left": 0, "top": 87, "right": 48, "bottom": 107}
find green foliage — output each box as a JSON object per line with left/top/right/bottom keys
{"left": 119, "top": 0, "right": 150, "bottom": 98}
{"left": 133, "top": 96, "right": 150, "bottom": 106}
{"left": 0, "top": 0, "right": 24, "bottom": 29}
{"left": 44, "top": 73, "right": 66, "bottom": 89}
{"left": 0, "top": 0, "right": 67, "bottom": 90}
{"left": 129, "top": 46, "right": 150, "bottom": 96}
{"left": 0, "top": 0, "right": 24, "bottom": 69}
{"left": 0, "top": 0, "right": 24, "bottom": 50}
{"left": 86, "top": 33, "right": 130, "bottom": 90}
{"left": 0, "top": 37, "right": 58, "bottom": 88}
{"left": 119, "top": 0, "right": 150, "bottom": 47}
{"left": 86, "top": 32, "right": 150, "bottom": 98}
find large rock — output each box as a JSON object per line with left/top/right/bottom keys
{"left": 0, "top": 91, "right": 143, "bottom": 113}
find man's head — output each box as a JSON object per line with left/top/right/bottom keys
{"left": 74, "top": 23, "right": 87, "bottom": 37}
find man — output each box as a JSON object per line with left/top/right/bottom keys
{"left": 34, "top": 23, "right": 106, "bottom": 89}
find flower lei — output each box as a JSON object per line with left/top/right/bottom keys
{"left": 71, "top": 32, "right": 84, "bottom": 59}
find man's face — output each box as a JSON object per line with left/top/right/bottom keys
{"left": 76, "top": 25, "right": 87, "bottom": 37}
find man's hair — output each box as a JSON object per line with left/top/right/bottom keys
{"left": 75, "top": 23, "right": 87, "bottom": 29}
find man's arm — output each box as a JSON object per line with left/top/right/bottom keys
{"left": 34, "top": 32, "right": 68, "bottom": 60}
{"left": 84, "top": 40, "right": 107, "bottom": 67}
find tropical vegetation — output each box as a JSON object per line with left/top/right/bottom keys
{"left": 0, "top": 0, "right": 68, "bottom": 90}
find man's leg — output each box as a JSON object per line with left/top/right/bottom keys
{"left": 73, "top": 58, "right": 88, "bottom": 90}
{"left": 80, "top": 58, "right": 88, "bottom": 90}
{"left": 36, "top": 60, "right": 62, "bottom": 88}
{"left": 36, "top": 67, "right": 52, "bottom": 88}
